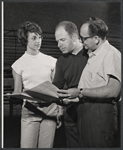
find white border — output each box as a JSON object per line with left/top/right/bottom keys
{"left": 2, "top": 1, "right": 4, "bottom": 148}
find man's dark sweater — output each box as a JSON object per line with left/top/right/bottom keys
{"left": 53, "top": 49, "right": 88, "bottom": 90}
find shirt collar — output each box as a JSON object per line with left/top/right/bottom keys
{"left": 72, "top": 49, "right": 83, "bottom": 56}
{"left": 88, "top": 40, "right": 109, "bottom": 58}
{"left": 25, "top": 51, "right": 40, "bottom": 58}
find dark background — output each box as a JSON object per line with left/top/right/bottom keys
{"left": 4, "top": 1, "right": 121, "bottom": 68}
{"left": 3, "top": 1, "right": 121, "bottom": 148}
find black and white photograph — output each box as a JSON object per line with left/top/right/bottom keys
{"left": 2, "top": 0, "right": 122, "bottom": 148}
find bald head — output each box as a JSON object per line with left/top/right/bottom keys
{"left": 80, "top": 17, "right": 108, "bottom": 39}
{"left": 80, "top": 23, "right": 90, "bottom": 37}
{"left": 55, "top": 21, "right": 79, "bottom": 38}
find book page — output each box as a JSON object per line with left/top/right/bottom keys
{"left": 4, "top": 81, "right": 60, "bottom": 103}
{"left": 25, "top": 81, "right": 59, "bottom": 102}
{"left": 4, "top": 93, "right": 42, "bottom": 102}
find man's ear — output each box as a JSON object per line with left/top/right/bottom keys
{"left": 72, "top": 33, "right": 78, "bottom": 42}
{"left": 94, "top": 36, "right": 100, "bottom": 45}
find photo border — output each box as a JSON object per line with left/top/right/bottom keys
{"left": 1, "top": 0, "right": 122, "bottom": 149}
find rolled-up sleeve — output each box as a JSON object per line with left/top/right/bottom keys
{"left": 103, "top": 51, "right": 121, "bottom": 82}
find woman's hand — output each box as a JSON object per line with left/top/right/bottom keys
{"left": 4, "top": 93, "right": 11, "bottom": 99}
{"left": 56, "top": 106, "right": 63, "bottom": 129}
{"left": 56, "top": 114, "right": 62, "bottom": 129}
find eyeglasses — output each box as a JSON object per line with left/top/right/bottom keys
{"left": 80, "top": 35, "right": 95, "bottom": 43}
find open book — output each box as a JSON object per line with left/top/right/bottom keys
{"left": 4, "top": 81, "right": 60, "bottom": 103}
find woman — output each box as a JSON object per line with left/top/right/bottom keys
{"left": 11, "top": 21, "right": 62, "bottom": 148}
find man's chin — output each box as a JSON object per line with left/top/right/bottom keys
{"left": 62, "top": 51, "right": 68, "bottom": 54}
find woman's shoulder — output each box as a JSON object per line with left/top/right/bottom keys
{"left": 12, "top": 53, "right": 27, "bottom": 66}
{"left": 39, "top": 52, "right": 57, "bottom": 61}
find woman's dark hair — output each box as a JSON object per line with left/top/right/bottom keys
{"left": 17, "top": 21, "right": 43, "bottom": 47}
{"left": 85, "top": 17, "right": 108, "bottom": 39}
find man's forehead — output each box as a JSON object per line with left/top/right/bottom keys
{"left": 56, "top": 26, "right": 66, "bottom": 33}
{"left": 55, "top": 27, "right": 69, "bottom": 37}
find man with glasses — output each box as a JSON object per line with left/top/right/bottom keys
{"left": 57, "top": 17, "right": 121, "bottom": 147}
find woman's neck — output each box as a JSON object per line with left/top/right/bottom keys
{"left": 26, "top": 47, "right": 39, "bottom": 55}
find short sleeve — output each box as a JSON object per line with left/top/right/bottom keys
{"left": 49, "top": 56, "right": 57, "bottom": 69}
{"left": 103, "top": 51, "right": 121, "bottom": 82}
{"left": 11, "top": 60, "right": 23, "bottom": 76}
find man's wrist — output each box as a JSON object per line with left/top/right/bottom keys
{"left": 78, "top": 88, "right": 83, "bottom": 98}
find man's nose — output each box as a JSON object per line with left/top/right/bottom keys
{"left": 58, "top": 41, "right": 62, "bottom": 48}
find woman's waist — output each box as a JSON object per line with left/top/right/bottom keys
{"left": 23, "top": 99, "right": 57, "bottom": 107}
{"left": 23, "top": 100, "right": 58, "bottom": 114}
